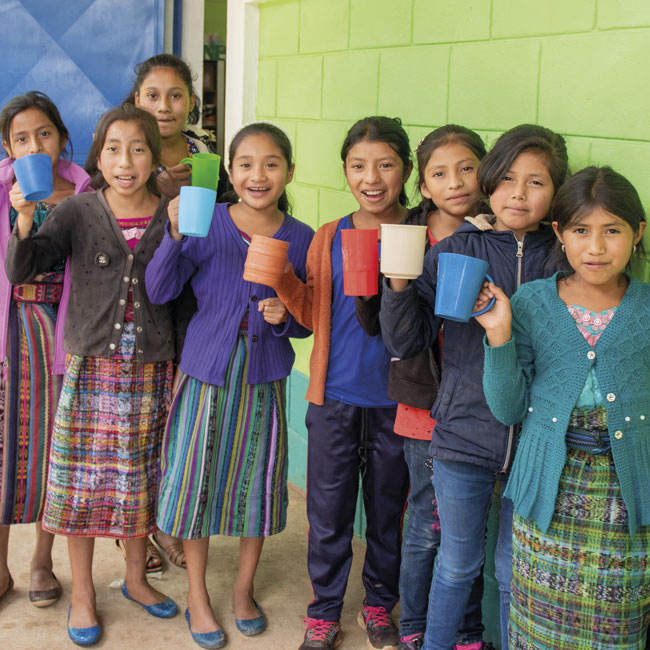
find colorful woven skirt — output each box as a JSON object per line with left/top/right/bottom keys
{"left": 0, "top": 298, "right": 62, "bottom": 524}
{"left": 42, "top": 322, "right": 172, "bottom": 538}
{"left": 157, "top": 333, "right": 288, "bottom": 539}
{"left": 510, "top": 447, "right": 650, "bottom": 649}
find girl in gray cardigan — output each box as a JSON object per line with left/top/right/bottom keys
{"left": 6, "top": 105, "right": 179, "bottom": 646}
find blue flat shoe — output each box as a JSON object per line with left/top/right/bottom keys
{"left": 235, "top": 599, "right": 266, "bottom": 636}
{"left": 67, "top": 605, "right": 101, "bottom": 647}
{"left": 121, "top": 582, "right": 178, "bottom": 618}
{"left": 185, "top": 608, "right": 226, "bottom": 649}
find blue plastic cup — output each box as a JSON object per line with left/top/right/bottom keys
{"left": 13, "top": 153, "right": 53, "bottom": 201}
{"left": 178, "top": 186, "right": 217, "bottom": 237}
{"left": 435, "top": 252, "right": 496, "bottom": 322}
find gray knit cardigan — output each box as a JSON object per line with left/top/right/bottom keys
{"left": 5, "top": 191, "right": 175, "bottom": 363}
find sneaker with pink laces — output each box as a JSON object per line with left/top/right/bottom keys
{"left": 399, "top": 632, "right": 424, "bottom": 649}
{"left": 357, "top": 603, "right": 399, "bottom": 650}
{"left": 299, "top": 618, "right": 342, "bottom": 650}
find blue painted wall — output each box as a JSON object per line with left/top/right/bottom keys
{"left": 0, "top": 0, "right": 164, "bottom": 164}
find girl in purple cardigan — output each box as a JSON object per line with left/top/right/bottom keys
{"left": 146, "top": 122, "right": 313, "bottom": 648}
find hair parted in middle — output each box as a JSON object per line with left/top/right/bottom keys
{"left": 87, "top": 103, "right": 161, "bottom": 195}
{"left": 340, "top": 116, "right": 412, "bottom": 207}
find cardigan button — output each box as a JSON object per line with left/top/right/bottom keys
{"left": 614, "top": 430, "right": 623, "bottom": 440}
{"left": 134, "top": 301, "right": 141, "bottom": 309}
{"left": 251, "top": 295, "right": 258, "bottom": 302}
{"left": 641, "top": 415, "right": 646, "bottom": 420}
{"left": 109, "top": 343, "right": 116, "bottom": 350}
{"left": 136, "top": 326, "right": 143, "bottom": 333}
{"left": 119, "top": 298, "right": 126, "bottom": 306}
{"left": 127, "top": 254, "right": 134, "bottom": 262}
{"left": 114, "top": 323, "right": 121, "bottom": 330}
{"left": 528, "top": 407, "right": 533, "bottom": 412}
{"left": 137, "top": 349, "right": 144, "bottom": 354}
{"left": 625, "top": 416, "right": 631, "bottom": 422}
{"left": 132, "top": 277, "right": 139, "bottom": 285}
{"left": 587, "top": 350, "right": 596, "bottom": 360}
{"left": 252, "top": 335, "right": 259, "bottom": 342}
{"left": 606, "top": 393, "right": 616, "bottom": 402}
{"left": 552, "top": 417, "right": 558, "bottom": 423}
{"left": 123, "top": 276, "right": 130, "bottom": 283}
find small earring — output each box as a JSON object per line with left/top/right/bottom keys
{"left": 561, "top": 244, "right": 565, "bottom": 253}
{"left": 634, "top": 244, "right": 637, "bottom": 253}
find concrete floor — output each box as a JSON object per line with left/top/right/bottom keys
{"left": 0, "top": 486, "right": 382, "bottom": 650}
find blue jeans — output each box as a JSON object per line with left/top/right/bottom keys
{"left": 424, "top": 459, "right": 513, "bottom": 650}
{"left": 399, "top": 439, "right": 485, "bottom": 643}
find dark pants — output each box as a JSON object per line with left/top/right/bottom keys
{"left": 305, "top": 398, "right": 409, "bottom": 622}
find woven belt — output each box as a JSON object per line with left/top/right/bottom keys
{"left": 12, "top": 282, "right": 63, "bottom": 304}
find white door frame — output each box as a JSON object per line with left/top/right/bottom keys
{"left": 225, "top": 0, "right": 271, "bottom": 163}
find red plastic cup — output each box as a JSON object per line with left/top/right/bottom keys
{"left": 341, "top": 228, "right": 378, "bottom": 296}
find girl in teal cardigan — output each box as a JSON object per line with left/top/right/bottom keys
{"left": 476, "top": 166, "right": 649, "bottom": 649}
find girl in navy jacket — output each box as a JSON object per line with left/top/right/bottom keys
{"left": 380, "top": 124, "right": 568, "bottom": 650}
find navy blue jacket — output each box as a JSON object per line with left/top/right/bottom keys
{"left": 380, "top": 215, "right": 557, "bottom": 473}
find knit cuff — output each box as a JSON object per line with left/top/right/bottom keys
{"left": 483, "top": 334, "right": 518, "bottom": 370}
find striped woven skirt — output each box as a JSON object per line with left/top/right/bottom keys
{"left": 510, "top": 446, "right": 650, "bottom": 649}
{"left": 156, "top": 333, "right": 288, "bottom": 539}
{"left": 42, "top": 322, "right": 172, "bottom": 538}
{"left": 0, "top": 296, "right": 62, "bottom": 524}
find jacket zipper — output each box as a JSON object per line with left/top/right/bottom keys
{"left": 500, "top": 236, "right": 524, "bottom": 473}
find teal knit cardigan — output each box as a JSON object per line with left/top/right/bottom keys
{"left": 483, "top": 273, "right": 650, "bottom": 535}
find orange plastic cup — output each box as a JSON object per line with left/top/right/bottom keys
{"left": 243, "top": 234, "right": 289, "bottom": 287}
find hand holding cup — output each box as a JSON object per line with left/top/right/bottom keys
{"left": 9, "top": 182, "right": 36, "bottom": 239}
{"left": 157, "top": 163, "right": 192, "bottom": 198}
{"left": 473, "top": 282, "right": 513, "bottom": 347}
{"left": 167, "top": 195, "right": 183, "bottom": 241}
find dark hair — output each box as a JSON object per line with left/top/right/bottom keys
{"left": 553, "top": 165, "right": 646, "bottom": 269}
{"left": 340, "top": 116, "right": 411, "bottom": 207}
{"left": 227, "top": 122, "right": 293, "bottom": 213}
{"left": 125, "top": 54, "right": 200, "bottom": 124}
{"left": 478, "top": 124, "right": 568, "bottom": 202}
{"left": 0, "top": 91, "right": 72, "bottom": 159}
{"left": 87, "top": 104, "right": 161, "bottom": 194}
{"left": 415, "top": 124, "right": 487, "bottom": 215}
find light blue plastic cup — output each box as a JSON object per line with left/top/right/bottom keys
{"left": 13, "top": 153, "right": 53, "bottom": 201}
{"left": 178, "top": 186, "right": 217, "bottom": 237}
{"left": 435, "top": 252, "right": 496, "bottom": 322}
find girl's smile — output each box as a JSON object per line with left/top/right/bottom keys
{"left": 554, "top": 206, "right": 646, "bottom": 290}
{"left": 96, "top": 120, "right": 155, "bottom": 198}
{"left": 343, "top": 139, "right": 410, "bottom": 217}
{"left": 229, "top": 133, "right": 294, "bottom": 213}
{"left": 420, "top": 142, "right": 481, "bottom": 220}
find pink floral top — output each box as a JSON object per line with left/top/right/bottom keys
{"left": 567, "top": 304, "right": 617, "bottom": 408}
{"left": 567, "top": 304, "right": 616, "bottom": 347}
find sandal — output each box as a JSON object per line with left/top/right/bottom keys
{"left": 115, "top": 538, "right": 163, "bottom": 574}
{"left": 29, "top": 570, "right": 62, "bottom": 607}
{"left": 151, "top": 531, "right": 186, "bottom": 569}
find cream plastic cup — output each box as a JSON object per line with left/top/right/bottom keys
{"left": 380, "top": 224, "right": 428, "bottom": 279}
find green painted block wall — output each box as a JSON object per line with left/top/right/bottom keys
{"left": 258, "top": 1, "right": 650, "bottom": 645}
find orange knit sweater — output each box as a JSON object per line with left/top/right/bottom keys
{"left": 274, "top": 218, "right": 341, "bottom": 405}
